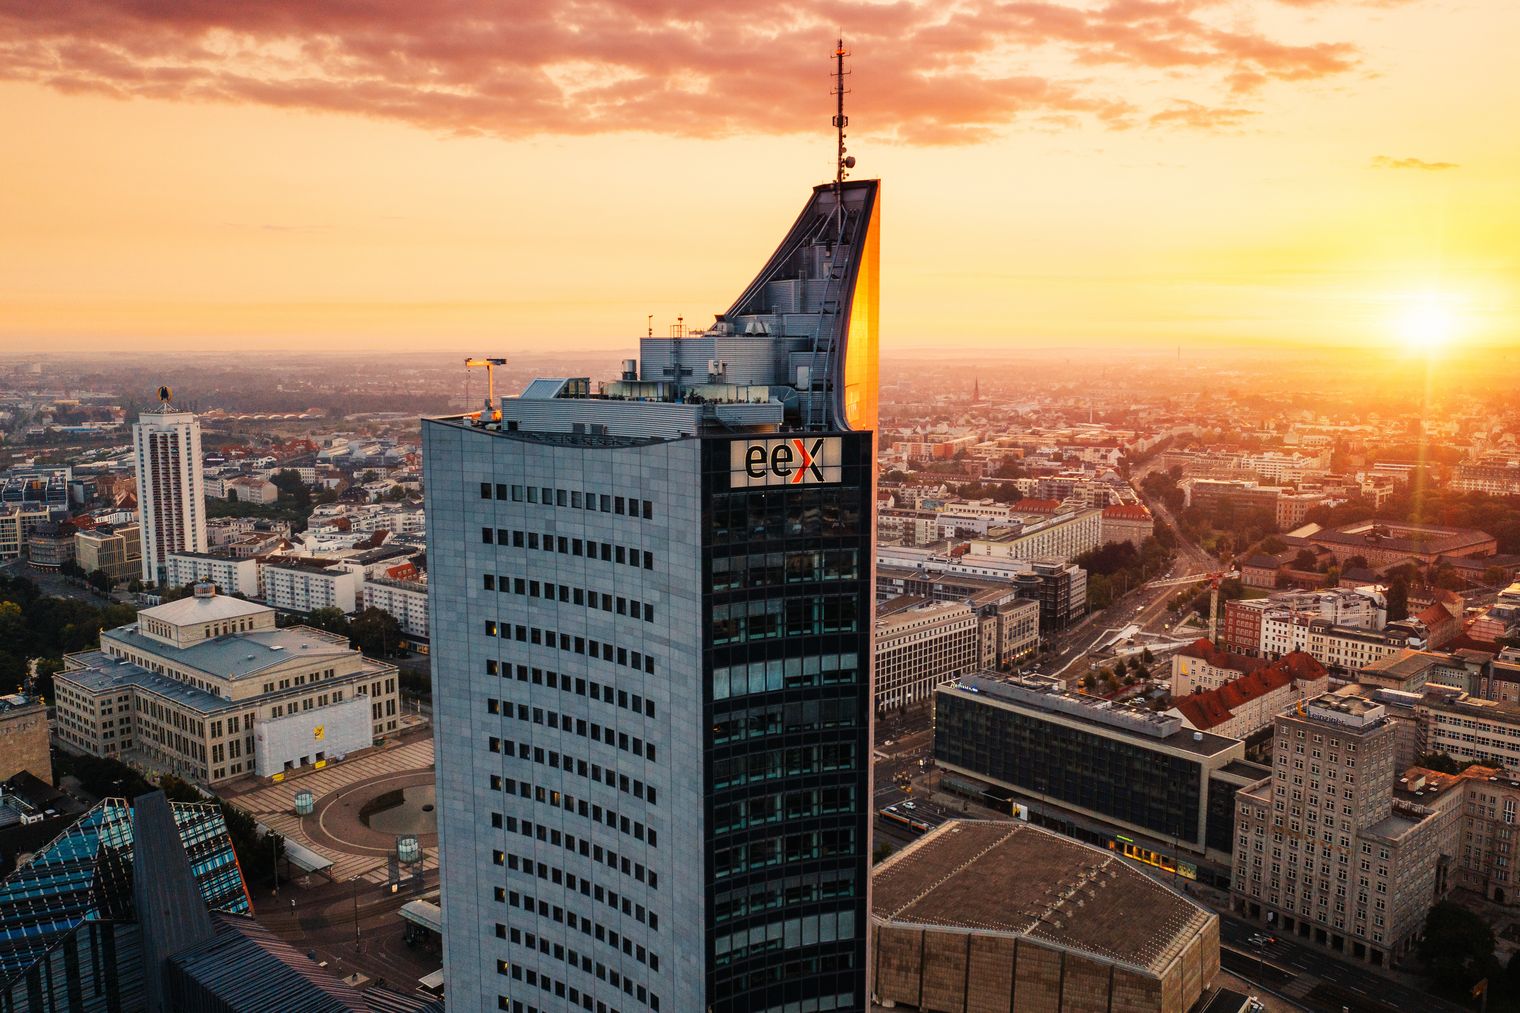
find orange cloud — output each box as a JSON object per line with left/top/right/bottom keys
{"left": 1370, "top": 155, "right": 1460, "bottom": 171}
{"left": 0, "top": 0, "right": 1380, "bottom": 143}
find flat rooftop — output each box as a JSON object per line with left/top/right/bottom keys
{"left": 941, "top": 674, "right": 1240, "bottom": 756}
{"left": 872, "top": 820, "right": 1214, "bottom": 975}
{"left": 103, "top": 624, "right": 353, "bottom": 681}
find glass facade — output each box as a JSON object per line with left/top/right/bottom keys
{"left": 0, "top": 799, "right": 249, "bottom": 985}
{"left": 701, "top": 434, "right": 872, "bottom": 1013}
{"left": 935, "top": 691, "right": 1206, "bottom": 848}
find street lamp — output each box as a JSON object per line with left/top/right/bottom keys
{"left": 352, "top": 876, "right": 361, "bottom": 943}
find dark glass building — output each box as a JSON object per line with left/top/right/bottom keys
{"left": 934, "top": 675, "right": 1261, "bottom": 885}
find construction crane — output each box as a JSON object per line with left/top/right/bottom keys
{"left": 465, "top": 357, "right": 506, "bottom": 424}
{"left": 1144, "top": 569, "right": 1240, "bottom": 643}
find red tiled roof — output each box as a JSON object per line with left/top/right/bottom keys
{"left": 1174, "top": 651, "right": 1328, "bottom": 730}
{"left": 1178, "top": 639, "right": 1270, "bottom": 674}
{"left": 1013, "top": 498, "right": 1062, "bottom": 513}
{"left": 1102, "top": 504, "right": 1152, "bottom": 520}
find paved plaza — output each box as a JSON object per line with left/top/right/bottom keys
{"left": 225, "top": 733, "right": 438, "bottom": 884}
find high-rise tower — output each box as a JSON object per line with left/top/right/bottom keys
{"left": 425, "top": 170, "right": 879, "bottom": 1011}
{"left": 133, "top": 387, "right": 207, "bottom": 585}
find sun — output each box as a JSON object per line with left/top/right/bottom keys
{"left": 1394, "top": 292, "right": 1461, "bottom": 355}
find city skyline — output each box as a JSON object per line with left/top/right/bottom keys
{"left": 2, "top": 1, "right": 1515, "bottom": 354}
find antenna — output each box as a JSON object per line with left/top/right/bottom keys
{"left": 831, "top": 36, "right": 855, "bottom": 222}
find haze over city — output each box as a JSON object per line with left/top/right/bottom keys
{"left": 2, "top": 0, "right": 1516, "bottom": 354}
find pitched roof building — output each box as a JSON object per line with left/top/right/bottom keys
{"left": 1171, "top": 651, "right": 1329, "bottom": 740}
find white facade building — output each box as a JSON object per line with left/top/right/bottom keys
{"left": 875, "top": 601, "right": 980, "bottom": 710}
{"left": 260, "top": 561, "right": 361, "bottom": 613}
{"left": 164, "top": 552, "right": 261, "bottom": 598}
{"left": 362, "top": 577, "right": 430, "bottom": 639}
{"left": 133, "top": 400, "right": 207, "bottom": 584}
{"left": 964, "top": 508, "right": 1103, "bottom": 565}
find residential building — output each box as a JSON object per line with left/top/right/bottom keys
{"left": 1231, "top": 693, "right": 1461, "bottom": 966}
{"left": 1452, "top": 459, "right": 1520, "bottom": 496}
{"left": 874, "top": 600, "right": 979, "bottom": 711}
{"left": 964, "top": 507, "right": 1102, "bottom": 564}
{"left": 363, "top": 576, "right": 430, "bottom": 640}
{"left": 1449, "top": 766, "right": 1520, "bottom": 904}
{"left": 1222, "top": 598, "right": 1269, "bottom": 656}
{"left": 133, "top": 395, "right": 208, "bottom": 584}
{"left": 54, "top": 585, "right": 401, "bottom": 783}
{"left": 223, "top": 475, "right": 279, "bottom": 505}
{"left": 1262, "top": 615, "right": 1428, "bottom": 673}
{"left": 934, "top": 674, "right": 1251, "bottom": 884}
{"left": 424, "top": 178, "right": 878, "bottom": 1013}
{"left": 0, "top": 696, "right": 51, "bottom": 785}
{"left": 1171, "top": 639, "right": 1269, "bottom": 696}
{"left": 260, "top": 557, "right": 362, "bottom": 613}
{"left": 165, "top": 551, "right": 261, "bottom": 598}
{"left": 1171, "top": 652, "right": 1329, "bottom": 741}
{"left": 1099, "top": 502, "right": 1152, "bottom": 549}
{"left": 871, "top": 820, "right": 1219, "bottom": 1013}
{"left": 876, "top": 507, "right": 937, "bottom": 547}
{"left": 74, "top": 523, "right": 142, "bottom": 583}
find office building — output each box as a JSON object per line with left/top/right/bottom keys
{"left": 1171, "top": 639, "right": 1269, "bottom": 696}
{"left": 424, "top": 178, "right": 878, "bottom": 1012}
{"left": 1012, "top": 560, "right": 1087, "bottom": 631}
{"left": 75, "top": 523, "right": 143, "bottom": 584}
{"left": 133, "top": 392, "right": 208, "bottom": 584}
{"left": 1099, "top": 503, "right": 1152, "bottom": 549}
{"left": 164, "top": 551, "right": 261, "bottom": 598}
{"left": 1231, "top": 693, "right": 1461, "bottom": 966}
{"left": 934, "top": 675, "right": 1255, "bottom": 884}
{"left": 1416, "top": 689, "right": 1520, "bottom": 770}
{"left": 872, "top": 820, "right": 1219, "bottom": 1013}
{"left": 1306, "top": 521, "right": 1496, "bottom": 569}
{"left": 54, "top": 585, "right": 400, "bottom": 783}
{"left": 0, "top": 505, "right": 50, "bottom": 561}
{"left": 874, "top": 600, "right": 979, "bottom": 711}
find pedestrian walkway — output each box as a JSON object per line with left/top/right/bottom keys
{"left": 226, "top": 737, "right": 437, "bottom": 884}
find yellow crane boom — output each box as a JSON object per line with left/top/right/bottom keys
{"left": 465, "top": 357, "right": 506, "bottom": 423}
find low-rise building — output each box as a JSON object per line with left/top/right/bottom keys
{"left": 1171, "top": 652, "right": 1328, "bottom": 741}
{"left": 54, "top": 585, "right": 400, "bottom": 784}
{"left": 1307, "top": 521, "right": 1496, "bottom": 569}
{"left": 1171, "top": 639, "right": 1269, "bottom": 696}
{"left": 871, "top": 820, "right": 1219, "bottom": 1013}
{"left": 0, "top": 696, "right": 51, "bottom": 785}
{"left": 1099, "top": 503, "right": 1152, "bottom": 549}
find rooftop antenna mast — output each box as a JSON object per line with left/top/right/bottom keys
{"left": 831, "top": 36, "right": 855, "bottom": 238}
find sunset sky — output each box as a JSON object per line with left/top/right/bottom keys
{"left": 1, "top": 0, "right": 1515, "bottom": 354}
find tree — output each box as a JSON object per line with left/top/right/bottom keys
{"left": 58, "top": 559, "right": 86, "bottom": 581}
{"left": 1418, "top": 902, "right": 1499, "bottom": 994}
{"left": 873, "top": 841, "right": 896, "bottom": 865}
{"left": 303, "top": 607, "right": 350, "bottom": 637}
{"left": 1260, "top": 536, "right": 1287, "bottom": 555}
{"left": 87, "top": 569, "right": 115, "bottom": 595}
{"left": 1387, "top": 577, "right": 1410, "bottom": 623}
{"left": 1292, "top": 548, "right": 1319, "bottom": 571}
{"left": 1415, "top": 751, "right": 1472, "bottom": 774}
{"left": 349, "top": 607, "right": 402, "bottom": 657}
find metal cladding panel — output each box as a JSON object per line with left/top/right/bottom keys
{"left": 252, "top": 696, "right": 371, "bottom": 777}
{"left": 497, "top": 398, "right": 704, "bottom": 441}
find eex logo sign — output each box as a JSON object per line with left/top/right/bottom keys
{"left": 730, "top": 436, "right": 843, "bottom": 488}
